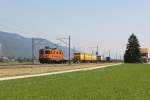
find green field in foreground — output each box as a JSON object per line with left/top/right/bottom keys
{"left": 0, "top": 64, "right": 150, "bottom": 100}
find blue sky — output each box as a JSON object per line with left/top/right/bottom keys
{"left": 0, "top": 0, "right": 150, "bottom": 58}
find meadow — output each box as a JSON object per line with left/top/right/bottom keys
{"left": 0, "top": 64, "right": 150, "bottom": 100}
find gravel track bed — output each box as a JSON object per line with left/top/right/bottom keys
{"left": 0, "top": 63, "right": 112, "bottom": 77}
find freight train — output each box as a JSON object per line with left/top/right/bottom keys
{"left": 39, "top": 47, "right": 103, "bottom": 64}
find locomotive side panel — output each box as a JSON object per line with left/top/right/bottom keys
{"left": 39, "top": 48, "right": 65, "bottom": 64}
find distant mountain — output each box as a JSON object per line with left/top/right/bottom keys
{"left": 0, "top": 31, "right": 73, "bottom": 59}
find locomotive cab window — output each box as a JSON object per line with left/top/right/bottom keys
{"left": 40, "top": 50, "right": 44, "bottom": 54}
{"left": 45, "top": 50, "right": 50, "bottom": 54}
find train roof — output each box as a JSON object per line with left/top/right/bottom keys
{"left": 40, "top": 48, "right": 63, "bottom": 52}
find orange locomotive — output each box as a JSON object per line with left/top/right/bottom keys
{"left": 39, "top": 47, "right": 66, "bottom": 64}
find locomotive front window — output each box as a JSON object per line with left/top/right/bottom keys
{"left": 40, "top": 50, "right": 44, "bottom": 54}
{"left": 45, "top": 51, "right": 50, "bottom": 54}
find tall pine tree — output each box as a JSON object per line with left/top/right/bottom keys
{"left": 124, "top": 34, "right": 141, "bottom": 63}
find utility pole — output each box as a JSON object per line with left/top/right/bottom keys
{"left": 32, "top": 38, "right": 35, "bottom": 63}
{"left": 57, "top": 35, "right": 71, "bottom": 65}
{"left": 69, "top": 35, "right": 71, "bottom": 65}
{"left": 89, "top": 45, "right": 99, "bottom": 56}
{"left": 88, "top": 45, "right": 99, "bottom": 63}
{"left": 96, "top": 45, "right": 99, "bottom": 56}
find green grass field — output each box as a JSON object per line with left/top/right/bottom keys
{"left": 0, "top": 64, "right": 150, "bottom": 100}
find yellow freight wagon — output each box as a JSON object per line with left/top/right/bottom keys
{"left": 84, "top": 54, "right": 90, "bottom": 61}
{"left": 73, "top": 53, "right": 97, "bottom": 63}
{"left": 91, "top": 55, "right": 97, "bottom": 61}
{"left": 80, "top": 54, "right": 85, "bottom": 61}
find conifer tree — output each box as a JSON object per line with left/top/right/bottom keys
{"left": 124, "top": 34, "right": 141, "bottom": 63}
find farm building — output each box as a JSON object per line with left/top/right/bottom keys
{"left": 140, "top": 48, "right": 148, "bottom": 63}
